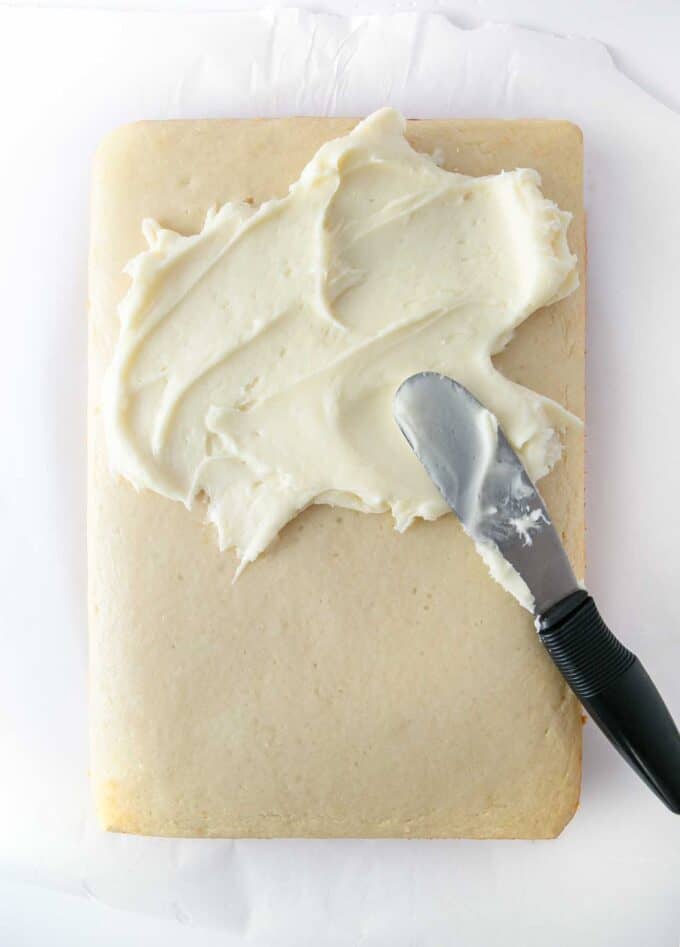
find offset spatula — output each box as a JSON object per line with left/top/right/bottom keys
{"left": 394, "top": 371, "right": 680, "bottom": 813}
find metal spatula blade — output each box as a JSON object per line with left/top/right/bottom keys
{"left": 393, "top": 371, "right": 578, "bottom": 614}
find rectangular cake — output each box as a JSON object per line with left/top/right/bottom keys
{"left": 88, "top": 117, "right": 585, "bottom": 838}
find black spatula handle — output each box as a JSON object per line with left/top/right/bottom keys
{"left": 538, "top": 591, "right": 680, "bottom": 813}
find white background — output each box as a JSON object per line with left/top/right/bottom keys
{"left": 2, "top": 0, "right": 680, "bottom": 944}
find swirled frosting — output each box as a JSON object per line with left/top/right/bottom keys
{"left": 105, "top": 108, "right": 578, "bottom": 579}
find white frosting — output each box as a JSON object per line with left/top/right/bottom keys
{"left": 463, "top": 412, "right": 541, "bottom": 613}
{"left": 105, "top": 108, "right": 578, "bottom": 580}
{"left": 511, "top": 509, "right": 549, "bottom": 546}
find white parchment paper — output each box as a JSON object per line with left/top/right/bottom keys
{"left": 1, "top": 7, "right": 679, "bottom": 943}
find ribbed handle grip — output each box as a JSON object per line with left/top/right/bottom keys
{"left": 540, "top": 596, "right": 635, "bottom": 698}
{"left": 538, "top": 594, "right": 680, "bottom": 813}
